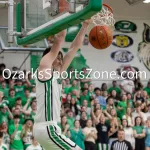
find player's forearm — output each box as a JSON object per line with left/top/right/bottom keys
{"left": 71, "top": 23, "right": 88, "bottom": 48}
{"left": 61, "top": 23, "right": 88, "bottom": 72}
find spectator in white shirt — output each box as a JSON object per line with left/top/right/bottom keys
{"left": 120, "top": 75, "right": 135, "bottom": 94}
{"left": 0, "top": 132, "right": 8, "bottom": 150}
{"left": 26, "top": 136, "right": 45, "bottom": 150}
{"left": 132, "top": 104, "right": 146, "bottom": 125}
{"left": 146, "top": 104, "right": 150, "bottom": 120}
{"left": 30, "top": 86, "right": 36, "bottom": 98}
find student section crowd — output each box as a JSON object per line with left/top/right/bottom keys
{"left": 0, "top": 64, "right": 150, "bottom": 150}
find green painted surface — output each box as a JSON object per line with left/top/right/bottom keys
{"left": 62, "top": 48, "right": 89, "bottom": 71}
{"left": 16, "top": 0, "right": 102, "bottom": 45}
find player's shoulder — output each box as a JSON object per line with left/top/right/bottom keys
{"left": 36, "top": 67, "right": 53, "bottom": 83}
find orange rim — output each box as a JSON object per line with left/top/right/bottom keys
{"left": 103, "top": 4, "right": 113, "bottom": 14}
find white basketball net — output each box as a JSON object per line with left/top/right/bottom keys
{"left": 91, "top": 5, "right": 115, "bottom": 27}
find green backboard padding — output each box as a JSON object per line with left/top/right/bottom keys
{"left": 65, "top": 24, "right": 82, "bottom": 42}
{"left": 16, "top": 0, "right": 102, "bottom": 45}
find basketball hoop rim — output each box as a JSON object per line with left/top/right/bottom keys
{"left": 103, "top": 4, "right": 113, "bottom": 14}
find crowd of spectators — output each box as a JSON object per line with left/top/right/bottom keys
{"left": 0, "top": 63, "right": 150, "bottom": 150}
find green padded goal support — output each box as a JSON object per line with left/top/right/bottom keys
{"left": 16, "top": 0, "right": 102, "bottom": 45}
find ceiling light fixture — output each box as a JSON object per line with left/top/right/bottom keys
{"left": 143, "top": 0, "right": 150, "bottom": 3}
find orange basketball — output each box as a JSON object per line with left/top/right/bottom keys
{"left": 89, "top": 25, "right": 113, "bottom": 50}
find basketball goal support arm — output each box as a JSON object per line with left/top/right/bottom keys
{"left": 16, "top": 0, "right": 102, "bottom": 45}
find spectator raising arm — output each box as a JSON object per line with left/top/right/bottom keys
{"left": 22, "top": 99, "right": 31, "bottom": 116}
{"left": 5, "top": 106, "right": 13, "bottom": 119}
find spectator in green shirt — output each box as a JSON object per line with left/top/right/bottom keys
{"left": 66, "top": 110, "right": 75, "bottom": 129}
{"left": 68, "top": 79, "right": 79, "bottom": 94}
{"left": 117, "top": 94, "right": 127, "bottom": 120}
{"left": 108, "top": 80, "right": 121, "bottom": 96}
{"left": 80, "top": 67, "right": 91, "bottom": 89}
{"left": 14, "top": 80, "right": 26, "bottom": 97}
{"left": 13, "top": 98, "right": 23, "bottom": 110}
{"left": 133, "top": 116, "right": 146, "bottom": 150}
{"left": 144, "top": 81, "right": 150, "bottom": 96}
{"left": 80, "top": 88, "right": 91, "bottom": 107}
{"left": 65, "top": 78, "right": 71, "bottom": 88}
{"left": 88, "top": 84, "right": 95, "bottom": 97}
{"left": 70, "top": 120, "right": 85, "bottom": 150}
{"left": 9, "top": 115, "right": 24, "bottom": 150}
{"left": 22, "top": 88, "right": 31, "bottom": 106}
{"left": 0, "top": 81, "right": 9, "bottom": 98}
{"left": 8, "top": 89, "right": 16, "bottom": 110}
{"left": 10, "top": 107, "right": 25, "bottom": 125}
{"left": 0, "top": 105, "right": 13, "bottom": 125}
{"left": 83, "top": 83, "right": 89, "bottom": 90}
{"left": 8, "top": 79, "right": 15, "bottom": 89}
{"left": 127, "top": 93, "right": 134, "bottom": 109}
{"left": 63, "top": 79, "right": 71, "bottom": 94}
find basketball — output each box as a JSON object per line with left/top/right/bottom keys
{"left": 89, "top": 25, "right": 113, "bottom": 49}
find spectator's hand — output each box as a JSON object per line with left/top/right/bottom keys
{"left": 118, "top": 106, "right": 123, "bottom": 110}
{"left": 65, "top": 124, "right": 70, "bottom": 130}
{"left": 89, "top": 130, "right": 95, "bottom": 137}
{"left": 76, "top": 90, "right": 80, "bottom": 98}
{"left": 103, "top": 109, "right": 107, "bottom": 114}
{"left": 134, "top": 92, "right": 137, "bottom": 97}
{"left": 4, "top": 105, "right": 8, "bottom": 110}
{"left": 20, "top": 109, "right": 23, "bottom": 112}
{"left": 106, "top": 105, "right": 110, "bottom": 111}
{"left": 91, "top": 100, "right": 94, "bottom": 106}
{"left": 27, "top": 99, "right": 31, "bottom": 103}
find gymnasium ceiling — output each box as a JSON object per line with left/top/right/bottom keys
{"left": 104, "top": 0, "right": 150, "bottom": 19}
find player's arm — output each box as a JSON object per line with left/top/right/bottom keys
{"left": 60, "top": 20, "right": 91, "bottom": 72}
{"left": 38, "top": 30, "right": 66, "bottom": 81}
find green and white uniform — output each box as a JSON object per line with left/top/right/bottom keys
{"left": 22, "top": 131, "right": 33, "bottom": 149}
{"left": 26, "top": 144, "right": 44, "bottom": 150}
{"left": 34, "top": 71, "right": 62, "bottom": 123}
{"left": 0, "top": 143, "right": 8, "bottom": 150}
{"left": 34, "top": 71, "right": 79, "bottom": 150}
